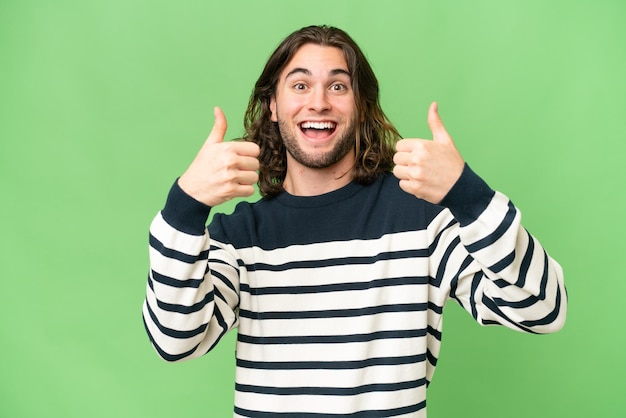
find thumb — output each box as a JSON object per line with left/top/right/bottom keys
{"left": 428, "top": 102, "right": 451, "bottom": 143}
{"left": 205, "top": 106, "right": 228, "bottom": 144}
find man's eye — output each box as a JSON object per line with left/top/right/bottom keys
{"left": 294, "top": 83, "right": 307, "bottom": 90}
{"left": 331, "top": 83, "right": 347, "bottom": 91}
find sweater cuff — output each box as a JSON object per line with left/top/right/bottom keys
{"left": 161, "top": 179, "right": 212, "bottom": 236}
{"left": 439, "top": 164, "right": 496, "bottom": 227}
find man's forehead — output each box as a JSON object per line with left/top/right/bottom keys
{"left": 279, "top": 44, "right": 350, "bottom": 79}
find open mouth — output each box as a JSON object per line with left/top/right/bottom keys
{"left": 299, "top": 121, "right": 337, "bottom": 140}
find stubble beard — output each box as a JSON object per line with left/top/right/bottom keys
{"left": 277, "top": 116, "right": 356, "bottom": 170}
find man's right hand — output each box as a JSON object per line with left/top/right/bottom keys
{"left": 178, "top": 107, "right": 260, "bottom": 207}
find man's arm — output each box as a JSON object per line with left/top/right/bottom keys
{"left": 143, "top": 108, "right": 260, "bottom": 361}
{"left": 394, "top": 102, "right": 566, "bottom": 332}
{"left": 144, "top": 187, "right": 236, "bottom": 361}
{"left": 433, "top": 165, "right": 566, "bottom": 333}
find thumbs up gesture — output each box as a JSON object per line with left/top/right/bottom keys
{"left": 393, "top": 102, "right": 465, "bottom": 204}
{"left": 178, "top": 107, "right": 260, "bottom": 207}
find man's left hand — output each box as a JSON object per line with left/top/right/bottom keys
{"left": 393, "top": 102, "right": 465, "bottom": 204}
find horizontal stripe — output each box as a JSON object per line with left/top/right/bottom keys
{"left": 147, "top": 275, "right": 215, "bottom": 314}
{"left": 489, "top": 249, "right": 516, "bottom": 273}
{"left": 537, "top": 252, "right": 549, "bottom": 300}
{"left": 210, "top": 269, "right": 238, "bottom": 296}
{"left": 150, "top": 270, "right": 204, "bottom": 289}
{"left": 234, "top": 400, "right": 426, "bottom": 418}
{"left": 428, "top": 218, "right": 457, "bottom": 256}
{"left": 447, "top": 255, "right": 475, "bottom": 299}
{"left": 428, "top": 301, "right": 443, "bottom": 315}
{"left": 211, "top": 286, "right": 235, "bottom": 332}
{"left": 481, "top": 294, "right": 537, "bottom": 334}
{"left": 465, "top": 200, "right": 516, "bottom": 253}
{"left": 426, "top": 349, "right": 438, "bottom": 366}
{"left": 520, "top": 285, "right": 564, "bottom": 328}
{"left": 493, "top": 294, "right": 540, "bottom": 309}
{"left": 246, "top": 249, "right": 429, "bottom": 272}
{"left": 155, "top": 291, "right": 213, "bottom": 315}
{"left": 237, "top": 353, "right": 427, "bottom": 370}
{"left": 142, "top": 316, "right": 200, "bottom": 362}
{"left": 208, "top": 247, "right": 246, "bottom": 269}
{"left": 235, "top": 378, "right": 427, "bottom": 396}
{"left": 237, "top": 328, "right": 427, "bottom": 345}
{"left": 145, "top": 300, "right": 208, "bottom": 339}
{"left": 150, "top": 233, "right": 209, "bottom": 264}
{"left": 516, "top": 229, "right": 534, "bottom": 287}
{"left": 432, "top": 236, "right": 462, "bottom": 288}
{"left": 239, "top": 303, "right": 428, "bottom": 320}
{"left": 427, "top": 325, "right": 442, "bottom": 341}
{"left": 240, "top": 275, "right": 428, "bottom": 296}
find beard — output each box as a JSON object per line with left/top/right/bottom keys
{"left": 277, "top": 116, "right": 356, "bottom": 169}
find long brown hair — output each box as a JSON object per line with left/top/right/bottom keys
{"left": 243, "top": 25, "right": 400, "bottom": 198}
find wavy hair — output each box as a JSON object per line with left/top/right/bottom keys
{"left": 243, "top": 25, "right": 401, "bottom": 198}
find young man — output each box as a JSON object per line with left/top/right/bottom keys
{"left": 144, "top": 25, "right": 566, "bottom": 417}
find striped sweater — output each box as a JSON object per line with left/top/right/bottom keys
{"left": 143, "top": 165, "right": 567, "bottom": 417}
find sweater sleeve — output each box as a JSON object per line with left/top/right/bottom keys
{"left": 433, "top": 164, "right": 567, "bottom": 333}
{"left": 142, "top": 181, "right": 240, "bottom": 361}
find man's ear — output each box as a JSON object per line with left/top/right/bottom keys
{"left": 270, "top": 96, "right": 277, "bottom": 122}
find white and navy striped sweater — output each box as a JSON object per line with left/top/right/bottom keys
{"left": 143, "top": 165, "right": 566, "bottom": 417}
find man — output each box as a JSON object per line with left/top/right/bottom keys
{"left": 143, "top": 25, "right": 566, "bottom": 417}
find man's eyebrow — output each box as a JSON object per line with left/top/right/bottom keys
{"left": 285, "top": 67, "right": 310, "bottom": 79}
{"left": 330, "top": 68, "right": 351, "bottom": 78}
{"left": 284, "top": 67, "right": 351, "bottom": 79}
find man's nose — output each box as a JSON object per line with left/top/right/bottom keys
{"left": 307, "top": 88, "right": 331, "bottom": 112}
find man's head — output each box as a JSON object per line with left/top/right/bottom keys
{"left": 244, "top": 25, "right": 400, "bottom": 197}
{"left": 270, "top": 42, "right": 357, "bottom": 181}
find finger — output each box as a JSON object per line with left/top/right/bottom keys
{"left": 237, "top": 154, "right": 261, "bottom": 172}
{"left": 396, "top": 138, "right": 428, "bottom": 153}
{"left": 234, "top": 170, "right": 259, "bottom": 186}
{"left": 392, "top": 164, "right": 408, "bottom": 180}
{"left": 393, "top": 150, "right": 411, "bottom": 167}
{"left": 428, "top": 102, "right": 451, "bottom": 143}
{"left": 233, "top": 142, "right": 261, "bottom": 158}
{"left": 205, "top": 106, "right": 228, "bottom": 144}
{"left": 395, "top": 138, "right": 414, "bottom": 152}
{"left": 232, "top": 184, "right": 257, "bottom": 198}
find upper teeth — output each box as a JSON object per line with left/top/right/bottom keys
{"left": 301, "top": 121, "right": 335, "bottom": 129}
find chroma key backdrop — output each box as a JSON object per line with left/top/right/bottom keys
{"left": 1, "top": 1, "right": 624, "bottom": 417}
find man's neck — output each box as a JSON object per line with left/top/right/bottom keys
{"left": 282, "top": 155, "right": 355, "bottom": 197}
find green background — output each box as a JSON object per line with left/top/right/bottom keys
{"left": 1, "top": 0, "right": 624, "bottom": 417}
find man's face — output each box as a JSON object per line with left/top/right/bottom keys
{"left": 270, "top": 43, "right": 357, "bottom": 171}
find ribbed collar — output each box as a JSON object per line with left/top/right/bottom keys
{"left": 273, "top": 180, "right": 367, "bottom": 209}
